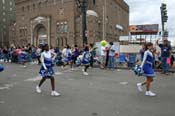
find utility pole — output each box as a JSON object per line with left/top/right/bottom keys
{"left": 103, "top": 0, "right": 107, "bottom": 40}
{"left": 76, "top": 0, "right": 96, "bottom": 46}
{"left": 0, "top": 24, "right": 4, "bottom": 47}
{"left": 81, "top": 0, "right": 87, "bottom": 45}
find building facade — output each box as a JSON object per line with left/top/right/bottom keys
{"left": 14, "top": 0, "right": 129, "bottom": 48}
{"left": 0, "top": 0, "right": 16, "bottom": 47}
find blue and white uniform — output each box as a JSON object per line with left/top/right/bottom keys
{"left": 62, "top": 48, "right": 72, "bottom": 63}
{"left": 0, "top": 64, "right": 4, "bottom": 72}
{"left": 39, "top": 50, "right": 56, "bottom": 77}
{"left": 82, "top": 51, "right": 91, "bottom": 65}
{"left": 20, "top": 51, "right": 27, "bottom": 62}
{"left": 140, "top": 50, "right": 155, "bottom": 77}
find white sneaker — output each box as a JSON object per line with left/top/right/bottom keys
{"left": 83, "top": 72, "right": 88, "bottom": 76}
{"left": 61, "top": 66, "right": 64, "bottom": 69}
{"left": 82, "top": 68, "right": 85, "bottom": 72}
{"left": 36, "top": 86, "right": 41, "bottom": 93}
{"left": 137, "top": 83, "right": 143, "bottom": 92}
{"left": 71, "top": 68, "right": 75, "bottom": 71}
{"left": 145, "top": 91, "right": 156, "bottom": 97}
{"left": 51, "top": 91, "right": 61, "bottom": 97}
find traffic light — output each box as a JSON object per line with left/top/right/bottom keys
{"left": 160, "top": 3, "right": 168, "bottom": 23}
{"left": 163, "top": 30, "right": 169, "bottom": 37}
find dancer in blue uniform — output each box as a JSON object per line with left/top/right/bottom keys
{"left": 36, "top": 44, "right": 60, "bottom": 96}
{"left": 82, "top": 46, "right": 91, "bottom": 75}
{"left": 137, "top": 42, "right": 156, "bottom": 97}
{"left": 62, "top": 45, "right": 73, "bottom": 69}
{"left": 20, "top": 48, "right": 27, "bottom": 68}
{"left": 0, "top": 64, "right": 4, "bottom": 72}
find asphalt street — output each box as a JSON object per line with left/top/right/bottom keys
{"left": 0, "top": 63, "right": 175, "bottom": 116}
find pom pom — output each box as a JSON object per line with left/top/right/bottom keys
{"left": 100, "top": 40, "right": 107, "bottom": 47}
{"left": 0, "top": 64, "right": 4, "bottom": 72}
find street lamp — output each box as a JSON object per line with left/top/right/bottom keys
{"left": 76, "top": 0, "right": 97, "bottom": 46}
{"left": 0, "top": 23, "right": 4, "bottom": 47}
{"left": 76, "top": 0, "right": 87, "bottom": 46}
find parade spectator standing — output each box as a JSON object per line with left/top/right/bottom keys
{"left": 89, "top": 43, "right": 96, "bottom": 68}
{"left": 3, "top": 47, "right": 9, "bottom": 62}
{"left": 157, "top": 39, "right": 172, "bottom": 74}
{"left": 27, "top": 44, "right": 33, "bottom": 63}
{"left": 0, "top": 48, "right": 3, "bottom": 62}
{"left": 170, "top": 54, "right": 174, "bottom": 67}
{"left": 36, "top": 45, "right": 42, "bottom": 64}
{"left": 108, "top": 42, "right": 116, "bottom": 70}
{"left": 100, "top": 45, "right": 107, "bottom": 69}
{"left": 139, "top": 43, "right": 146, "bottom": 61}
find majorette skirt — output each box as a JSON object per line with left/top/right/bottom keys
{"left": 142, "top": 63, "right": 155, "bottom": 77}
{"left": 39, "top": 66, "right": 54, "bottom": 78}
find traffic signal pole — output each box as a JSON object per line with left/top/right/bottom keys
{"left": 82, "top": 0, "right": 88, "bottom": 46}
{"left": 160, "top": 3, "right": 168, "bottom": 38}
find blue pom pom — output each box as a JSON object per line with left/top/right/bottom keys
{"left": 0, "top": 64, "right": 4, "bottom": 72}
{"left": 133, "top": 65, "right": 143, "bottom": 76}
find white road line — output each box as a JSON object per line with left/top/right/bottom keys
{"left": 24, "top": 76, "right": 41, "bottom": 82}
{"left": 55, "top": 72, "right": 63, "bottom": 75}
{"left": 0, "top": 83, "right": 16, "bottom": 90}
{"left": 119, "top": 82, "right": 128, "bottom": 85}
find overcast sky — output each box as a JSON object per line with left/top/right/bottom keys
{"left": 124, "top": 0, "right": 175, "bottom": 42}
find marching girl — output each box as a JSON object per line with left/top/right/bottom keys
{"left": 82, "top": 46, "right": 91, "bottom": 75}
{"left": 62, "top": 45, "right": 73, "bottom": 70}
{"left": 36, "top": 44, "right": 60, "bottom": 96}
{"left": 137, "top": 42, "right": 156, "bottom": 97}
{"left": 20, "top": 47, "right": 27, "bottom": 68}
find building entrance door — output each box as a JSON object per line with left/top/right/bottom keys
{"left": 38, "top": 26, "right": 47, "bottom": 45}
{"left": 33, "top": 24, "right": 48, "bottom": 45}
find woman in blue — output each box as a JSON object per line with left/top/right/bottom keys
{"left": 20, "top": 48, "right": 27, "bottom": 68}
{"left": 137, "top": 42, "right": 156, "bottom": 97}
{"left": 82, "top": 46, "right": 91, "bottom": 75}
{"left": 62, "top": 45, "right": 72, "bottom": 69}
{"left": 36, "top": 44, "right": 60, "bottom": 97}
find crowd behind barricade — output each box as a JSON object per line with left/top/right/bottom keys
{"left": 0, "top": 40, "right": 174, "bottom": 72}
{"left": 0, "top": 44, "right": 39, "bottom": 64}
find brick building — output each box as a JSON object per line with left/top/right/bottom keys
{"left": 13, "top": 0, "right": 129, "bottom": 48}
{"left": 0, "top": 0, "right": 16, "bottom": 47}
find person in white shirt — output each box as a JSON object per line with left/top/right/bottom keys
{"left": 108, "top": 42, "right": 116, "bottom": 70}
{"left": 36, "top": 45, "right": 42, "bottom": 64}
{"left": 100, "top": 46, "right": 107, "bottom": 69}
